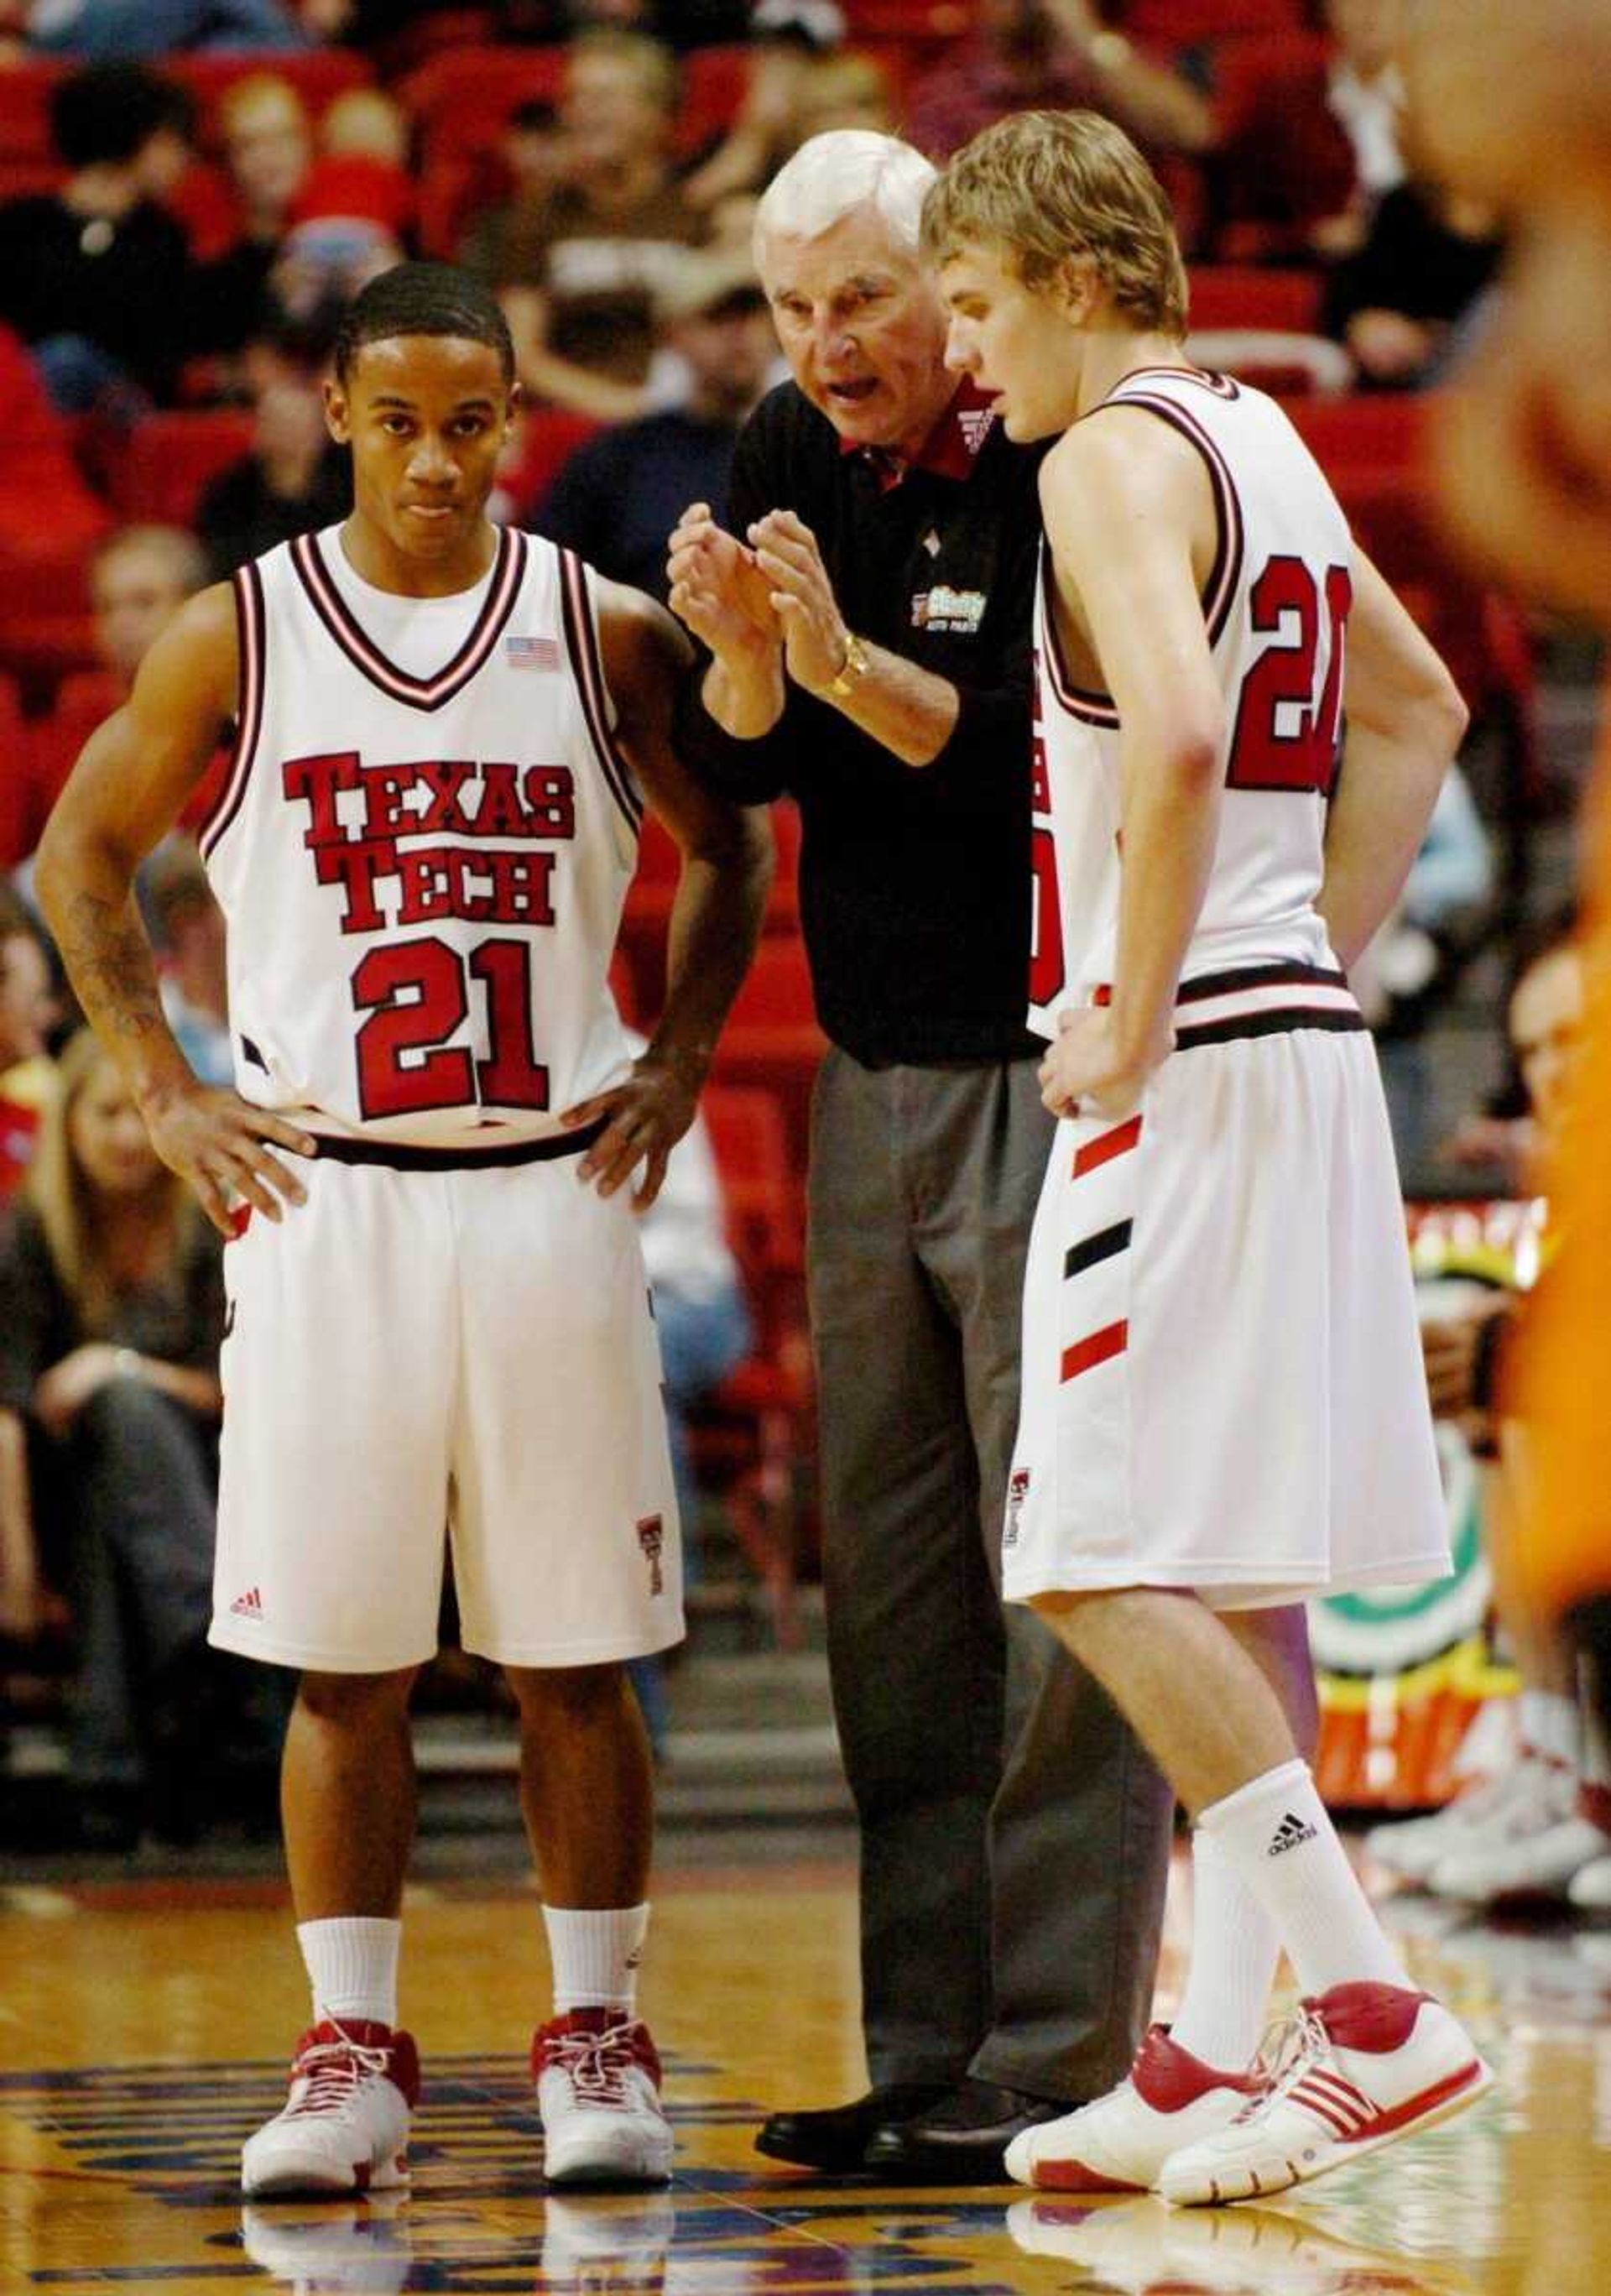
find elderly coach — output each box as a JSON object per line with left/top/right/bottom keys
{"left": 666, "top": 131, "right": 1171, "bottom": 2184}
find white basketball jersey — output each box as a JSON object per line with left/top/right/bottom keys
{"left": 198, "top": 524, "right": 639, "bottom": 1145}
{"left": 1028, "top": 368, "right": 1353, "bottom": 1039}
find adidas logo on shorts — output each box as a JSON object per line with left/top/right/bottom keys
{"left": 230, "top": 1586, "right": 265, "bottom": 1620}
{"left": 1268, "top": 1810, "right": 1318, "bottom": 1857}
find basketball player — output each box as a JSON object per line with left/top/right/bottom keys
{"left": 922, "top": 112, "right": 1490, "bottom": 2205}
{"left": 1410, "top": 0, "right": 1611, "bottom": 1746}
{"left": 34, "top": 263, "right": 771, "bottom": 2196}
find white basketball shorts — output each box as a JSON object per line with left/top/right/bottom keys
{"left": 1004, "top": 995, "right": 1450, "bottom": 1611}
{"left": 209, "top": 1140, "right": 681, "bottom": 1672}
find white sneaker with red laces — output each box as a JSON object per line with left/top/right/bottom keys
{"left": 241, "top": 2018, "right": 419, "bottom": 2197}
{"left": 1159, "top": 1982, "right": 1491, "bottom": 2206}
{"left": 534, "top": 2008, "right": 674, "bottom": 2185}
{"left": 1004, "top": 2027, "right": 1265, "bottom": 2192}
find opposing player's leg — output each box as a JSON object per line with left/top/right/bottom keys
{"left": 510, "top": 1661, "right": 673, "bottom": 2186}
{"left": 1024, "top": 1587, "right": 1488, "bottom": 2205}
{"left": 243, "top": 1667, "right": 423, "bottom": 2199}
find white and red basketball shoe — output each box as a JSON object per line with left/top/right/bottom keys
{"left": 534, "top": 2008, "right": 675, "bottom": 2185}
{"left": 1005, "top": 2026, "right": 1264, "bottom": 2193}
{"left": 1159, "top": 1983, "right": 1491, "bottom": 2205}
{"left": 242, "top": 2019, "right": 419, "bottom": 2197}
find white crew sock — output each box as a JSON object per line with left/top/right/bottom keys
{"left": 1197, "top": 1758, "right": 1409, "bottom": 2001}
{"left": 1520, "top": 1687, "right": 1580, "bottom": 1769}
{"left": 544, "top": 1902, "right": 649, "bottom": 2015}
{"left": 1166, "top": 1825, "right": 1283, "bottom": 2070}
{"left": 297, "top": 1916, "right": 402, "bottom": 2028}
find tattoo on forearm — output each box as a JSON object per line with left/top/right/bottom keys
{"left": 57, "top": 893, "right": 165, "bottom": 1039}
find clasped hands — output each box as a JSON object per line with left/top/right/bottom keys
{"left": 667, "top": 503, "right": 857, "bottom": 699}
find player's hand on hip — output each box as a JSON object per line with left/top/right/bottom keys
{"left": 1038, "top": 1005, "right": 1167, "bottom": 1119}
{"left": 748, "top": 510, "right": 852, "bottom": 697}
{"left": 667, "top": 502, "right": 779, "bottom": 667}
{"left": 560, "top": 1051, "right": 701, "bottom": 1210}
{"left": 138, "top": 1080, "right": 316, "bottom": 1234}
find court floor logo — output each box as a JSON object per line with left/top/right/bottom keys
{"left": 0, "top": 2059, "right": 1017, "bottom": 2293}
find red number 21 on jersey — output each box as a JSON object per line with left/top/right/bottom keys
{"left": 1227, "top": 556, "right": 1353, "bottom": 796}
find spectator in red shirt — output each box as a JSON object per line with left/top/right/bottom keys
{"left": 904, "top": 0, "right": 1212, "bottom": 166}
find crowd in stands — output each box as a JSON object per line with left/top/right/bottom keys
{"left": 0, "top": 0, "right": 1593, "bottom": 1855}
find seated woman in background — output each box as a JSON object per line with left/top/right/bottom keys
{"left": 0, "top": 1030, "right": 239, "bottom": 1846}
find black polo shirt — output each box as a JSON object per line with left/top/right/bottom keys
{"left": 675, "top": 378, "right": 1045, "bottom": 1067}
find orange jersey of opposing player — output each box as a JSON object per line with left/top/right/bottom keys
{"left": 1514, "top": 700, "right": 1611, "bottom": 1621}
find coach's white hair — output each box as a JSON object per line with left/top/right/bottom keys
{"left": 754, "top": 130, "right": 937, "bottom": 261}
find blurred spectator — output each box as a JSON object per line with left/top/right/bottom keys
{"left": 621, "top": 1023, "right": 753, "bottom": 1753}
{"left": 1312, "top": 0, "right": 1408, "bottom": 257}
{"left": 457, "top": 97, "right": 567, "bottom": 279}
{"left": 0, "top": 1030, "right": 227, "bottom": 1842}
{"left": 91, "top": 524, "right": 209, "bottom": 692}
{"left": 904, "top": 0, "right": 1213, "bottom": 164}
{"left": 0, "top": 325, "right": 112, "bottom": 558}
{"left": 321, "top": 86, "right": 412, "bottom": 170}
{"left": 1441, "top": 906, "right": 1584, "bottom": 1198}
{"left": 0, "top": 65, "right": 200, "bottom": 410}
{"left": 468, "top": 29, "right": 707, "bottom": 421}
{"left": 534, "top": 245, "right": 774, "bottom": 594}
{"left": 1369, "top": 921, "right": 1609, "bottom": 1909}
{"left": 196, "top": 307, "right": 349, "bottom": 575}
{"left": 15, "top": 0, "right": 310, "bottom": 57}
{"left": 199, "top": 73, "right": 315, "bottom": 350}
{"left": 1322, "top": 173, "right": 1500, "bottom": 388}
{"left": 0, "top": 890, "right": 58, "bottom": 1209}
{"left": 14, "top": 526, "right": 208, "bottom": 865}
{"left": 1362, "top": 762, "right": 1495, "bottom": 1174}
{"left": 143, "top": 840, "right": 232, "bottom": 1088}
{"left": 273, "top": 154, "right": 412, "bottom": 321}
{"left": 680, "top": 0, "right": 845, "bottom": 212}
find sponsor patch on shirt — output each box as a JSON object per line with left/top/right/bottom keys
{"left": 912, "top": 585, "right": 988, "bottom": 635}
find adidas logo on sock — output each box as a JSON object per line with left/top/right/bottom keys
{"left": 230, "top": 1586, "right": 264, "bottom": 1618}
{"left": 1268, "top": 1810, "right": 1318, "bottom": 1857}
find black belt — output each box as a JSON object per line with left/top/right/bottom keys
{"left": 308, "top": 1116, "right": 607, "bottom": 1171}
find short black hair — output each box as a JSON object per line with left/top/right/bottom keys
{"left": 51, "top": 65, "right": 193, "bottom": 171}
{"left": 332, "top": 261, "right": 515, "bottom": 388}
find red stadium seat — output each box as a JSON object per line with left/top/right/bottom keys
{"left": 399, "top": 46, "right": 567, "bottom": 170}
{"left": 1206, "top": 31, "right": 1354, "bottom": 263}
{"left": 107, "top": 411, "right": 254, "bottom": 527}
{"left": 1126, "top": 0, "right": 1301, "bottom": 48}
{"left": 0, "top": 547, "right": 96, "bottom": 685}
{"left": 1187, "top": 265, "right": 1324, "bottom": 335}
{"left": 677, "top": 44, "right": 752, "bottom": 160}
{"left": 0, "top": 671, "right": 34, "bottom": 868}
{"left": 693, "top": 1081, "right": 816, "bottom": 1642}
{"left": 24, "top": 667, "right": 120, "bottom": 838}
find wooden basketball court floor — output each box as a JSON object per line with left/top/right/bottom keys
{"left": 1, "top": 1847, "right": 1607, "bottom": 2294}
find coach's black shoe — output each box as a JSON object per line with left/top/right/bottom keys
{"left": 755, "top": 2083, "right": 950, "bottom": 2173}
{"left": 863, "top": 2079, "right": 1071, "bottom": 2184}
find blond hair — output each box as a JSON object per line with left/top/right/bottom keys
{"left": 922, "top": 110, "right": 1188, "bottom": 338}
{"left": 567, "top": 29, "right": 680, "bottom": 120}
{"left": 23, "top": 1029, "right": 194, "bottom": 1334}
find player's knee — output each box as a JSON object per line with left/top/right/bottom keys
{"left": 504, "top": 1660, "right": 628, "bottom": 1731}
{"left": 295, "top": 1667, "right": 419, "bottom": 1728}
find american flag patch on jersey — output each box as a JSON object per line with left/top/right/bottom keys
{"left": 506, "top": 633, "right": 562, "bottom": 671}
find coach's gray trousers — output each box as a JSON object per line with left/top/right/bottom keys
{"left": 808, "top": 1050, "right": 1173, "bottom": 2102}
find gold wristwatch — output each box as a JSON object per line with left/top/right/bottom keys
{"left": 828, "top": 631, "right": 872, "bottom": 698}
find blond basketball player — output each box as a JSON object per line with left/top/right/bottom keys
{"left": 35, "top": 263, "right": 770, "bottom": 2196}
{"left": 923, "top": 114, "right": 1490, "bottom": 2205}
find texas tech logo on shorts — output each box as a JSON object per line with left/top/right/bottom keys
{"left": 1005, "top": 1469, "right": 1030, "bottom": 1550}
{"left": 636, "top": 1516, "right": 665, "bottom": 1596}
